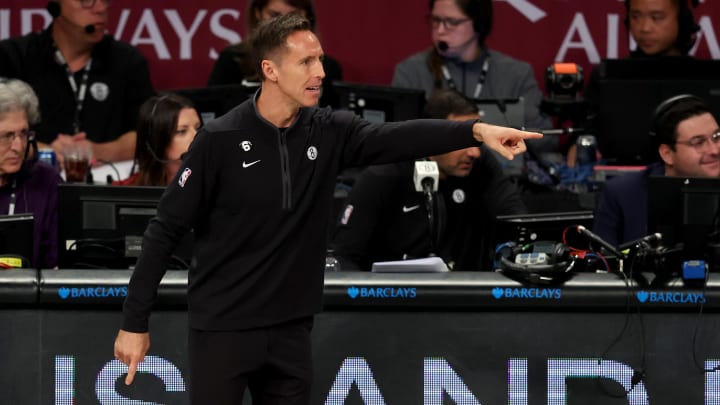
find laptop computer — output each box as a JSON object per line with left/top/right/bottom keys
{"left": 0, "top": 214, "right": 34, "bottom": 268}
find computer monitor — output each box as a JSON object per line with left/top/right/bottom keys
{"left": 648, "top": 176, "right": 720, "bottom": 268}
{"left": 171, "top": 84, "right": 256, "bottom": 123}
{"left": 594, "top": 58, "right": 720, "bottom": 165}
{"left": 0, "top": 214, "right": 34, "bottom": 268}
{"left": 333, "top": 81, "right": 426, "bottom": 123}
{"left": 475, "top": 98, "right": 525, "bottom": 129}
{"left": 58, "top": 184, "right": 193, "bottom": 269}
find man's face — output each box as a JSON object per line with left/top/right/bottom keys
{"left": 628, "top": 0, "right": 680, "bottom": 55}
{"left": 430, "top": 113, "right": 481, "bottom": 178}
{"left": 0, "top": 110, "right": 30, "bottom": 178}
{"left": 271, "top": 30, "right": 325, "bottom": 108}
{"left": 660, "top": 112, "right": 720, "bottom": 177}
{"left": 58, "top": 0, "right": 109, "bottom": 42}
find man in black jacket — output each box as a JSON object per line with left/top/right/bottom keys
{"left": 113, "top": 14, "right": 541, "bottom": 405}
{"left": 332, "top": 89, "right": 526, "bottom": 271}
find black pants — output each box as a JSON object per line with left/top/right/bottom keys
{"left": 188, "top": 317, "right": 314, "bottom": 405}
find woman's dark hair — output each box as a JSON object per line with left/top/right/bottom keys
{"left": 133, "top": 93, "right": 196, "bottom": 186}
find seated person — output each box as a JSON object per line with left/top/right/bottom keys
{"left": 0, "top": 79, "right": 63, "bottom": 268}
{"left": 0, "top": 0, "right": 155, "bottom": 164}
{"left": 115, "top": 94, "right": 200, "bottom": 186}
{"left": 392, "top": 0, "right": 554, "bottom": 158}
{"left": 331, "top": 89, "right": 526, "bottom": 271}
{"left": 593, "top": 94, "right": 719, "bottom": 246}
{"left": 583, "top": 0, "right": 700, "bottom": 133}
{"left": 207, "top": 0, "right": 342, "bottom": 107}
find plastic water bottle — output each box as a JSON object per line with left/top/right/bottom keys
{"left": 576, "top": 135, "right": 598, "bottom": 165}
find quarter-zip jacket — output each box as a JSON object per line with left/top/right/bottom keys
{"left": 123, "top": 92, "right": 481, "bottom": 332}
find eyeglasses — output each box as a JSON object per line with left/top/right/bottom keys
{"left": 77, "top": 0, "right": 111, "bottom": 9}
{"left": 428, "top": 15, "right": 471, "bottom": 31}
{"left": 0, "top": 130, "right": 34, "bottom": 147}
{"left": 675, "top": 131, "right": 720, "bottom": 150}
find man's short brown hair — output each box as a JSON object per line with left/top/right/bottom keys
{"left": 250, "top": 13, "right": 312, "bottom": 81}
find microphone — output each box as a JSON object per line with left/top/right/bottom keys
{"left": 84, "top": 24, "right": 96, "bottom": 34}
{"left": 618, "top": 233, "right": 662, "bottom": 251}
{"left": 413, "top": 160, "right": 439, "bottom": 194}
{"left": 437, "top": 41, "right": 449, "bottom": 52}
{"left": 575, "top": 225, "right": 626, "bottom": 259}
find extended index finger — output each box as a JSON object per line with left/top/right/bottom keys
{"left": 125, "top": 360, "right": 138, "bottom": 385}
{"left": 517, "top": 130, "right": 543, "bottom": 139}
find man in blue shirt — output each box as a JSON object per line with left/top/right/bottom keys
{"left": 593, "top": 95, "right": 720, "bottom": 246}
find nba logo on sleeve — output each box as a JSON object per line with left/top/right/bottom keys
{"left": 178, "top": 168, "right": 192, "bottom": 188}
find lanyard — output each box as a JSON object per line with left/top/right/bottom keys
{"left": 54, "top": 49, "right": 92, "bottom": 134}
{"left": 441, "top": 56, "right": 490, "bottom": 99}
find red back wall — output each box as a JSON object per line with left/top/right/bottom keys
{"left": 2, "top": 1, "right": 719, "bottom": 91}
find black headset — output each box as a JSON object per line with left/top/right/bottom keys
{"left": 496, "top": 241, "right": 575, "bottom": 285}
{"left": 624, "top": 0, "right": 700, "bottom": 54}
{"left": 648, "top": 94, "right": 704, "bottom": 147}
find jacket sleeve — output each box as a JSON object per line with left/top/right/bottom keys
{"left": 333, "top": 112, "right": 479, "bottom": 169}
{"left": 41, "top": 169, "right": 62, "bottom": 269}
{"left": 592, "top": 184, "right": 622, "bottom": 248}
{"left": 121, "top": 129, "right": 217, "bottom": 332}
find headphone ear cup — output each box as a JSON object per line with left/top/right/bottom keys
{"left": 47, "top": 1, "right": 60, "bottom": 18}
{"left": 553, "top": 243, "right": 570, "bottom": 263}
{"left": 676, "top": 1, "right": 700, "bottom": 52}
{"left": 623, "top": 0, "right": 630, "bottom": 28}
{"left": 498, "top": 256, "right": 569, "bottom": 285}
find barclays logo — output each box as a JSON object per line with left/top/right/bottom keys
{"left": 636, "top": 290, "right": 706, "bottom": 304}
{"left": 347, "top": 286, "right": 417, "bottom": 299}
{"left": 58, "top": 286, "right": 128, "bottom": 300}
{"left": 492, "top": 287, "right": 561, "bottom": 300}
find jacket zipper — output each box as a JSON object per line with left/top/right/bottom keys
{"left": 278, "top": 130, "right": 292, "bottom": 210}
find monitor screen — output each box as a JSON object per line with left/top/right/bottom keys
{"left": 58, "top": 184, "right": 193, "bottom": 269}
{"left": 0, "top": 214, "right": 34, "bottom": 268}
{"left": 171, "top": 84, "right": 256, "bottom": 123}
{"left": 648, "top": 176, "right": 720, "bottom": 266}
{"left": 333, "top": 81, "right": 426, "bottom": 123}
{"left": 594, "top": 58, "right": 720, "bottom": 165}
{"left": 475, "top": 98, "right": 525, "bottom": 129}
